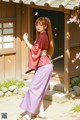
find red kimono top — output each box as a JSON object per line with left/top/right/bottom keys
{"left": 28, "top": 32, "right": 51, "bottom": 69}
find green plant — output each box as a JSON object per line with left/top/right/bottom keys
{"left": 0, "top": 79, "right": 25, "bottom": 90}
{"left": 0, "top": 84, "right": 2, "bottom": 91}
{"left": 71, "top": 104, "right": 80, "bottom": 112}
{"left": 70, "top": 77, "right": 80, "bottom": 88}
{"left": 16, "top": 80, "right": 25, "bottom": 88}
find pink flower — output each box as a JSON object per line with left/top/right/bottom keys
{"left": 77, "top": 19, "right": 80, "bottom": 24}
{"left": 70, "top": 18, "right": 74, "bottom": 23}
{"left": 76, "top": 52, "right": 80, "bottom": 59}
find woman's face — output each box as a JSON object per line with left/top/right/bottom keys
{"left": 36, "top": 22, "right": 47, "bottom": 33}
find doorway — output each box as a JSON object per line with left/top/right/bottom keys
{"left": 33, "top": 8, "right": 64, "bottom": 77}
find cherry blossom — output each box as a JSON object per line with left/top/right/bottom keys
{"left": 76, "top": 52, "right": 80, "bottom": 59}
{"left": 67, "top": 2, "right": 80, "bottom": 28}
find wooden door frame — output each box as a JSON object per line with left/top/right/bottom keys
{"left": 64, "top": 13, "right": 70, "bottom": 93}
{"left": 27, "top": 6, "right": 70, "bottom": 93}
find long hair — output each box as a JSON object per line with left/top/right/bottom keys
{"left": 35, "top": 17, "right": 54, "bottom": 57}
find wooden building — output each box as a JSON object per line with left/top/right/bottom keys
{"left": 0, "top": 0, "right": 80, "bottom": 93}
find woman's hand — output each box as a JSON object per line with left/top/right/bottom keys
{"left": 23, "top": 33, "right": 28, "bottom": 42}
{"left": 23, "top": 32, "right": 32, "bottom": 49}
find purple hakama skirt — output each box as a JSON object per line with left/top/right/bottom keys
{"left": 20, "top": 63, "right": 53, "bottom": 114}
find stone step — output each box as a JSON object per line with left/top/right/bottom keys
{"left": 18, "top": 87, "right": 67, "bottom": 103}
{"left": 48, "top": 80, "right": 64, "bottom": 92}
{"left": 23, "top": 79, "right": 64, "bottom": 92}
{"left": 44, "top": 90, "right": 67, "bottom": 103}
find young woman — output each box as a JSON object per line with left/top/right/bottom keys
{"left": 18, "top": 17, "right": 54, "bottom": 120}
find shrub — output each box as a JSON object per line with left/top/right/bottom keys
{"left": 0, "top": 79, "right": 25, "bottom": 90}
{"left": 71, "top": 104, "right": 80, "bottom": 112}
{"left": 70, "top": 76, "right": 80, "bottom": 88}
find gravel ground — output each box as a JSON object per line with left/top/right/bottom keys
{"left": 0, "top": 95, "right": 80, "bottom": 120}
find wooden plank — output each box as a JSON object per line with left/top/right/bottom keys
{"left": 30, "top": 4, "right": 70, "bottom": 14}
{"left": 70, "top": 70, "right": 80, "bottom": 77}
{"left": 71, "top": 43, "right": 80, "bottom": 48}
{"left": 0, "top": 2, "right": 15, "bottom": 18}
{"left": 0, "top": 55, "right": 4, "bottom": 82}
{"left": 70, "top": 47, "right": 80, "bottom": 77}
{"left": 0, "top": 49, "right": 16, "bottom": 55}
{"left": 69, "top": 22, "right": 80, "bottom": 45}
{"left": 4, "top": 54, "right": 15, "bottom": 80}
{"left": 6, "top": 2, "right": 16, "bottom": 17}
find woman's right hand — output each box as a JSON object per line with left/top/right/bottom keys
{"left": 23, "top": 33, "right": 28, "bottom": 42}
{"left": 23, "top": 33, "right": 32, "bottom": 49}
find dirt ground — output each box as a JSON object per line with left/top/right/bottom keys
{"left": 0, "top": 94, "right": 80, "bottom": 120}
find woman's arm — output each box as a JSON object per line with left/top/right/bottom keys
{"left": 23, "top": 33, "right": 32, "bottom": 49}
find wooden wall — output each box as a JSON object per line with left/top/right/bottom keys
{"left": 0, "top": 2, "right": 22, "bottom": 82}
{"left": 0, "top": 2, "right": 34, "bottom": 82}
{"left": 0, "top": 2, "right": 16, "bottom": 18}
{"left": 69, "top": 23, "right": 80, "bottom": 77}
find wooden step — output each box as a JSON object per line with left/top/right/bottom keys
{"left": 23, "top": 71, "right": 64, "bottom": 82}
{"left": 52, "top": 72, "right": 64, "bottom": 82}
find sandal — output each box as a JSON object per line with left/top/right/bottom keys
{"left": 16, "top": 115, "right": 23, "bottom": 120}
{"left": 36, "top": 114, "right": 46, "bottom": 119}
{"left": 21, "top": 116, "right": 31, "bottom": 120}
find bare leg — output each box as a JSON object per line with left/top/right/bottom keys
{"left": 40, "top": 101, "right": 44, "bottom": 111}
{"left": 38, "top": 101, "right": 46, "bottom": 118}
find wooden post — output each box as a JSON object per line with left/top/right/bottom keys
{"left": 21, "top": 5, "right": 31, "bottom": 78}
{"left": 26, "top": 6, "right": 31, "bottom": 70}
{"left": 15, "top": 4, "right": 22, "bottom": 79}
{"left": 21, "top": 4, "right": 28, "bottom": 75}
{"left": 64, "top": 13, "right": 70, "bottom": 93}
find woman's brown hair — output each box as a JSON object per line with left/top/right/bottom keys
{"left": 35, "top": 17, "right": 54, "bottom": 57}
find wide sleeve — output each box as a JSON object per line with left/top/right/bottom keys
{"left": 28, "top": 36, "right": 45, "bottom": 69}
{"left": 30, "top": 42, "right": 42, "bottom": 60}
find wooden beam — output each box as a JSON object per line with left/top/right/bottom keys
{"left": 64, "top": 13, "right": 70, "bottom": 93}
